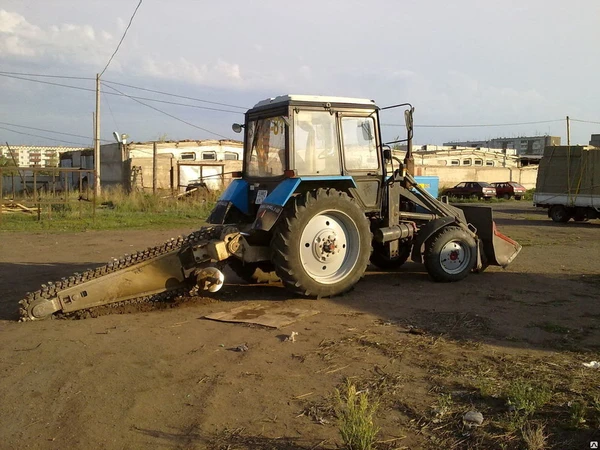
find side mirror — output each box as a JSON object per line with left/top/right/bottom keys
{"left": 232, "top": 123, "right": 244, "bottom": 133}
{"left": 383, "top": 148, "right": 392, "bottom": 162}
{"left": 360, "top": 121, "right": 373, "bottom": 141}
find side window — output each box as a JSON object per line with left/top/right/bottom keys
{"left": 202, "top": 151, "right": 216, "bottom": 160}
{"left": 294, "top": 111, "right": 340, "bottom": 176}
{"left": 180, "top": 152, "right": 196, "bottom": 161}
{"left": 341, "top": 117, "right": 378, "bottom": 171}
{"left": 463, "top": 159, "right": 472, "bottom": 166}
{"left": 224, "top": 152, "right": 239, "bottom": 160}
{"left": 456, "top": 182, "right": 466, "bottom": 188}
{"left": 450, "top": 159, "right": 460, "bottom": 166}
{"left": 485, "top": 160, "right": 494, "bottom": 166}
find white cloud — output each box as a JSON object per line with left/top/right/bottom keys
{"left": 0, "top": 9, "right": 110, "bottom": 67}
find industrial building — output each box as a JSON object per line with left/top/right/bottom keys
{"left": 444, "top": 135, "right": 561, "bottom": 156}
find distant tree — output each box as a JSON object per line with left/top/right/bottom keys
{"left": 45, "top": 154, "right": 59, "bottom": 168}
{"left": 156, "top": 132, "right": 169, "bottom": 142}
{"left": 0, "top": 155, "right": 18, "bottom": 176}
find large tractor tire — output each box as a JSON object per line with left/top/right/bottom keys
{"left": 549, "top": 205, "right": 571, "bottom": 223}
{"left": 424, "top": 226, "right": 477, "bottom": 282}
{"left": 271, "top": 188, "right": 372, "bottom": 297}
{"left": 228, "top": 259, "right": 280, "bottom": 284}
{"left": 370, "top": 241, "right": 412, "bottom": 270}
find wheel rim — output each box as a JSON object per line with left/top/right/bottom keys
{"left": 438, "top": 240, "right": 471, "bottom": 274}
{"left": 299, "top": 210, "right": 360, "bottom": 284}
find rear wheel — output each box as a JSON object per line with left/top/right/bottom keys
{"left": 549, "top": 205, "right": 571, "bottom": 223}
{"left": 271, "top": 189, "right": 372, "bottom": 297}
{"left": 502, "top": 193, "right": 510, "bottom": 200}
{"left": 370, "top": 241, "right": 412, "bottom": 270}
{"left": 424, "top": 226, "right": 476, "bottom": 282}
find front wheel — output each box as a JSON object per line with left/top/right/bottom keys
{"left": 424, "top": 226, "right": 476, "bottom": 282}
{"left": 271, "top": 189, "right": 372, "bottom": 297}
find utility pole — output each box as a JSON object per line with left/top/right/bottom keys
{"left": 94, "top": 73, "right": 101, "bottom": 196}
{"left": 153, "top": 141, "right": 157, "bottom": 194}
{"left": 566, "top": 115, "right": 571, "bottom": 197}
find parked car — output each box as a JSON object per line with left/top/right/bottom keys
{"left": 490, "top": 181, "right": 527, "bottom": 200}
{"left": 441, "top": 181, "right": 497, "bottom": 199}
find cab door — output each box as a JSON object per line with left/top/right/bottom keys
{"left": 339, "top": 115, "right": 382, "bottom": 209}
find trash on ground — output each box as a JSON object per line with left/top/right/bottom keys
{"left": 583, "top": 361, "right": 600, "bottom": 369}
{"left": 285, "top": 331, "right": 298, "bottom": 342}
{"left": 462, "top": 411, "right": 484, "bottom": 428}
{"left": 233, "top": 343, "right": 249, "bottom": 352}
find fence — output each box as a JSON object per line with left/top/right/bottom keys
{"left": 0, "top": 167, "right": 96, "bottom": 222}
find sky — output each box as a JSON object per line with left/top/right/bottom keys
{"left": 1, "top": 0, "right": 599, "bottom": 148}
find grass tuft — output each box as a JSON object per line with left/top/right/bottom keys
{"left": 568, "top": 400, "right": 587, "bottom": 429}
{"left": 506, "top": 379, "right": 552, "bottom": 417}
{"left": 334, "top": 381, "right": 380, "bottom": 450}
{"left": 521, "top": 422, "right": 548, "bottom": 450}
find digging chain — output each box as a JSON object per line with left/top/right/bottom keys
{"left": 18, "top": 225, "right": 224, "bottom": 322}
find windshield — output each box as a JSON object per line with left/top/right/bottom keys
{"left": 245, "top": 116, "right": 287, "bottom": 178}
{"left": 294, "top": 110, "right": 340, "bottom": 175}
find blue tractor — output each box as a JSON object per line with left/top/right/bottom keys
{"left": 19, "top": 95, "right": 522, "bottom": 321}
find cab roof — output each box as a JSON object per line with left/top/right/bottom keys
{"left": 252, "top": 94, "right": 377, "bottom": 110}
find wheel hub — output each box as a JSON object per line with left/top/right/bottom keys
{"left": 439, "top": 241, "right": 469, "bottom": 274}
{"left": 300, "top": 211, "right": 358, "bottom": 284}
{"left": 312, "top": 231, "right": 340, "bottom": 262}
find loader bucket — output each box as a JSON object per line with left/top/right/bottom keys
{"left": 456, "top": 205, "right": 522, "bottom": 267}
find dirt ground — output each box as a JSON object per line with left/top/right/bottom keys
{"left": 0, "top": 203, "right": 599, "bottom": 450}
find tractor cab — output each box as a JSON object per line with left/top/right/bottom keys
{"left": 210, "top": 95, "right": 388, "bottom": 228}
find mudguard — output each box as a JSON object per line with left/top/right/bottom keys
{"left": 252, "top": 177, "right": 357, "bottom": 232}
{"left": 207, "top": 179, "right": 249, "bottom": 224}
{"left": 410, "top": 216, "right": 457, "bottom": 264}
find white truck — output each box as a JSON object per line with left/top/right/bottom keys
{"left": 533, "top": 146, "right": 600, "bottom": 222}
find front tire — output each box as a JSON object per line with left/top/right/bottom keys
{"left": 424, "top": 226, "right": 476, "bottom": 282}
{"left": 271, "top": 189, "right": 372, "bottom": 297}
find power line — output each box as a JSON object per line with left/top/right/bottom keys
{"left": 0, "top": 121, "right": 110, "bottom": 142}
{"left": 100, "top": 83, "right": 243, "bottom": 113}
{"left": 0, "top": 74, "right": 243, "bottom": 114}
{"left": 100, "top": 0, "right": 143, "bottom": 77}
{"left": 102, "top": 79, "right": 248, "bottom": 110}
{"left": 0, "top": 71, "right": 248, "bottom": 110}
{"left": 0, "top": 73, "right": 95, "bottom": 93}
{"left": 0, "top": 71, "right": 94, "bottom": 80}
{"left": 102, "top": 83, "right": 230, "bottom": 139}
{"left": 0, "top": 125, "right": 91, "bottom": 147}
{"left": 382, "top": 119, "right": 564, "bottom": 128}
{"left": 571, "top": 118, "right": 600, "bottom": 125}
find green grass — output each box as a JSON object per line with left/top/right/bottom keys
{"left": 334, "top": 381, "right": 380, "bottom": 450}
{"left": 0, "top": 189, "right": 217, "bottom": 232}
{"left": 506, "top": 379, "right": 552, "bottom": 417}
